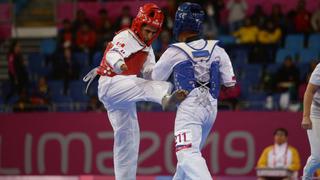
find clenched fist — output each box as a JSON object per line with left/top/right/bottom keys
{"left": 120, "top": 64, "right": 128, "bottom": 71}
{"left": 301, "top": 117, "right": 312, "bottom": 130}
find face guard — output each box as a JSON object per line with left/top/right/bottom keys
{"left": 131, "top": 3, "right": 164, "bottom": 46}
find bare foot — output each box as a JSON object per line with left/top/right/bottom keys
{"left": 162, "top": 90, "right": 188, "bottom": 111}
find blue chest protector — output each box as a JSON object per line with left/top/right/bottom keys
{"left": 171, "top": 40, "right": 220, "bottom": 99}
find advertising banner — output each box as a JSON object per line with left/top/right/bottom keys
{"left": 0, "top": 112, "right": 308, "bottom": 176}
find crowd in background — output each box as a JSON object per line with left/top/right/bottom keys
{"left": 3, "top": 0, "right": 320, "bottom": 112}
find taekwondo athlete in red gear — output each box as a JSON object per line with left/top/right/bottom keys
{"left": 83, "top": 3, "right": 187, "bottom": 180}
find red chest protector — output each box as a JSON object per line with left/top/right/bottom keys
{"left": 97, "top": 42, "right": 148, "bottom": 77}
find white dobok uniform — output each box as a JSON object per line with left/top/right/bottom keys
{"left": 303, "top": 63, "right": 320, "bottom": 180}
{"left": 96, "top": 29, "right": 172, "bottom": 180}
{"left": 152, "top": 39, "right": 236, "bottom": 179}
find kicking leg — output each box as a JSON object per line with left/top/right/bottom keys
{"left": 98, "top": 75, "right": 174, "bottom": 107}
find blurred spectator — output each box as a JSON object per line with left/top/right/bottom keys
{"left": 57, "top": 19, "right": 75, "bottom": 51}
{"left": 75, "top": 22, "right": 97, "bottom": 53}
{"left": 311, "top": 4, "right": 320, "bottom": 32}
{"left": 285, "top": 10, "right": 298, "bottom": 34}
{"left": 294, "top": 0, "right": 311, "bottom": 34}
{"left": 250, "top": 18, "right": 281, "bottom": 64}
{"left": 52, "top": 48, "right": 79, "bottom": 94}
{"left": 62, "top": 48, "right": 79, "bottom": 94}
{"left": 13, "top": 89, "right": 32, "bottom": 112}
{"left": 218, "top": 84, "right": 241, "bottom": 110}
{"left": 86, "top": 96, "right": 103, "bottom": 112}
{"left": 153, "top": 29, "right": 172, "bottom": 59}
{"left": 203, "top": 1, "right": 218, "bottom": 38}
{"left": 262, "top": 67, "right": 276, "bottom": 94}
{"left": 251, "top": 5, "right": 267, "bottom": 28}
{"left": 257, "top": 19, "right": 282, "bottom": 44}
{"left": 114, "top": 5, "right": 133, "bottom": 31}
{"left": 303, "top": 60, "right": 318, "bottom": 83}
{"left": 298, "top": 61, "right": 318, "bottom": 102}
{"left": 166, "top": 0, "right": 177, "bottom": 19}
{"left": 232, "top": 17, "right": 259, "bottom": 44}
{"left": 137, "top": 102, "right": 157, "bottom": 111}
{"left": 95, "top": 9, "right": 112, "bottom": 34}
{"left": 274, "top": 56, "right": 300, "bottom": 110}
{"left": 95, "top": 9, "right": 114, "bottom": 50}
{"left": 72, "top": 9, "right": 92, "bottom": 33}
{"left": 257, "top": 128, "right": 301, "bottom": 180}
{"left": 249, "top": 45, "right": 275, "bottom": 64}
{"left": 30, "top": 77, "right": 50, "bottom": 111}
{"left": 161, "top": 8, "right": 174, "bottom": 30}
{"left": 270, "top": 4, "right": 286, "bottom": 31}
{"left": 6, "top": 40, "right": 29, "bottom": 102}
{"left": 227, "top": 0, "right": 248, "bottom": 32}
{"left": 298, "top": 72, "right": 310, "bottom": 105}
{"left": 212, "top": 0, "right": 225, "bottom": 27}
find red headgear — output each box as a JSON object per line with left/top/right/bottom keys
{"left": 131, "top": 3, "right": 164, "bottom": 46}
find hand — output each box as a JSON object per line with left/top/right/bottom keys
{"left": 120, "top": 64, "right": 128, "bottom": 71}
{"left": 301, "top": 117, "right": 312, "bottom": 130}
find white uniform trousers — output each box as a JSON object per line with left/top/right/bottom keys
{"left": 173, "top": 89, "right": 217, "bottom": 180}
{"left": 303, "top": 104, "right": 320, "bottom": 180}
{"left": 98, "top": 75, "right": 172, "bottom": 180}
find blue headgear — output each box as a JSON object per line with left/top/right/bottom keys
{"left": 173, "top": 2, "right": 205, "bottom": 41}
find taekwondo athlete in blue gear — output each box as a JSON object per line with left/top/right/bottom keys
{"left": 152, "top": 2, "right": 236, "bottom": 179}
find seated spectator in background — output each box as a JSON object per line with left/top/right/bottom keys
{"left": 72, "top": 9, "right": 92, "bottom": 33}
{"left": 257, "top": 128, "right": 301, "bottom": 180}
{"left": 218, "top": 84, "right": 241, "bottom": 110}
{"left": 249, "top": 19, "right": 281, "bottom": 64}
{"left": 52, "top": 48, "right": 79, "bottom": 94}
{"left": 57, "top": 19, "right": 74, "bottom": 51}
{"left": 285, "top": 10, "right": 298, "bottom": 35}
{"left": 203, "top": 1, "right": 218, "bottom": 38}
{"left": 114, "top": 5, "right": 133, "bottom": 31}
{"left": 62, "top": 48, "right": 79, "bottom": 94}
{"left": 6, "top": 40, "right": 29, "bottom": 102}
{"left": 166, "top": 0, "right": 177, "bottom": 20}
{"left": 299, "top": 73, "right": 310, "bottom": 106}
{"left": 30, "top": 77, "right": 50, "bottom": 111}
{"left": 227, "top": 0, "right": 248, "bottom": 32}
{"left": 13, "top": 89, "right": 32, "bottom": 112}
{"left": 212, "top": 0, "right": 225, "bottom": 27}
{"left": 232, "top": 17, "right": 259, "bottom": 44}
{"left": 258, "top": 19, "right": 282, "bottom": 44}
{"left": 96, "top": 9, "right": 111, "bottom": 32}
{"left": 275, "top": 56, "right": 300, "bottom": 91}
{"left": 294, "top": 0, "right": 311, "bottom": 34}
{"left": 86, "top": 96, "right": 103, "bottom": 112}
{"left": 153, "top": 29, "right": 172, "bottom": 59}
{"left": 251, "top": 5, "right": 267, "bottom": 29}
{"left": 311, "top": 3, "right": 320, "bottom": 32}
{"left": 76, "top": 22, "right": 97, "bottom": 53}
{"left": 95, "top": 9, "right": 113, "bottom": 50}
{"left": 161, "top": 8, "right": 174, "bottom": 30}
{"left": 270, "top": 4, "right": 286, "bottom": 33}
{"left": 275, "top": 56, "right": 300, "bottom": 110}
{"left": 298, "top": 60, "right": 318, "bottom": 103}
